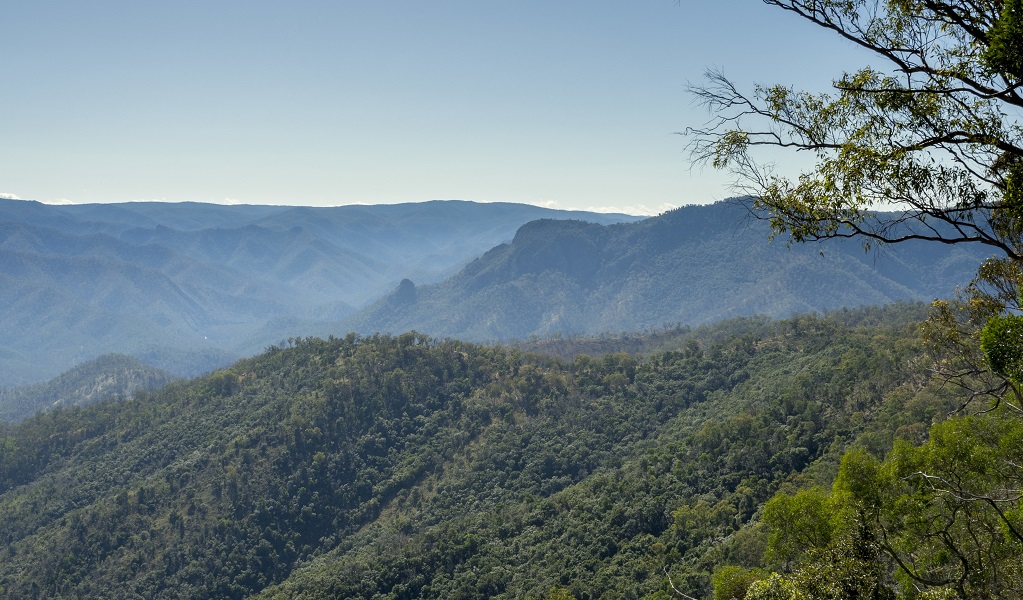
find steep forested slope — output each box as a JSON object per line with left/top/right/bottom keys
{"left": 0, "top": 199, "right": 638, "bottom": 385}
{"left": 349, "top": 201, "right": 990, "bottom": 340}
{"left": 0, "top": 305, "right": 958, "bottom": 599}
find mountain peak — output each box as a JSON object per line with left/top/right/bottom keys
{"left": 394, "top": 278, "right": 418, "bottom": 305}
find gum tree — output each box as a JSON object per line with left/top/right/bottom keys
{"left": 690, "top": 0, "right": 1023, "bottom": 402}
{"left": 690, "top": 2, "right": 1023, "bottom": 597}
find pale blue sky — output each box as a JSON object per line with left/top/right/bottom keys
{"left": 1, "top": 1, "right": 869, "bottom": 214}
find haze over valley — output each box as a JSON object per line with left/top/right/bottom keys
{"left": 0, "top": 197, "right": 989, "bottom": 389}
{"left": 0, "top": 198, "right": 637, "bottom": 385}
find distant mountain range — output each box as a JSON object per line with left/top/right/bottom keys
{"left": 0, "top": 198, "right": 994, "bottom": 386}
{"left": 347, "top": 201, "right": 991, "bottom": 341}
{"left": 0, "top": 199, "right": 638, "bottom": 385}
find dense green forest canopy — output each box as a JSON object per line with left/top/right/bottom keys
{"left": 0, "top": 304, "right": 970, "bottom": 599}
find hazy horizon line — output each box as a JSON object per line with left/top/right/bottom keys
{"left": 0, "top": 193, "right": 680, "bottom": 217}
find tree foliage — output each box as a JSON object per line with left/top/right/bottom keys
{"left": 691, "top": 2, "right": 1023, "bottom": 597}
{"left": 690, "top": 0, "right": 1023, "bottom": 258}
{"left": 689, "top": 1, "right": 1023, "bottom": 405}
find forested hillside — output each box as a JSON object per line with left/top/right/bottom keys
{"left": 0, "top": 305, "right": 961, "bottom": 599}
{"left": 0, "top": 199, "right": 637, "bottom": 386}
{"left": 0, "top": 354, "right": 175, "bottom": 423}
{"left": 348, "top": 201, "right": 990, "bottom": 340}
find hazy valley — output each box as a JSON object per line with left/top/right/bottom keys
{"left": 0, "top": 199, "right": 638, "bottom": 386}
{"left": 0, "top": 198, "right": 988, "bottom": 390}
